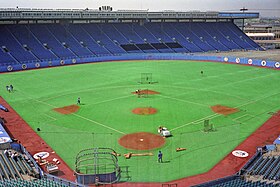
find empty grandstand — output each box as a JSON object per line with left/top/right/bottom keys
{"left": 0, "top": 9, "right": 262, "bottom": 72}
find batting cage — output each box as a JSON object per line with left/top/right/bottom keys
{"left": 203, "top": 119, "right": 215, "bottom": 133}
{"left": 139, "top": 73, "right": 153, "bottom": 84}
{"left": 74, "top": 148, "right": 121, "bottom": 185}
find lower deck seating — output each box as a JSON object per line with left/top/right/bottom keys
{"left": 193, "top": 175, "right": 277, "bottom": 187}
{"left": 195, "top": 146, "right": 280, "bottom": 187}
{"left": 0, "top": 150, "right": 39, "bottom": 181}
{"left": 0, "top": 178, "right": 70, "bottom": 187}
{"left": 0, "top": 22, "right": 262, "bottom": 66}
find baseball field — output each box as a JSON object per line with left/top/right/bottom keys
{"left": 1, "top": 60, "right": 280, "bottom": 183}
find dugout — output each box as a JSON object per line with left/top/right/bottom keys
{"left": 74, "top": 148, "right": 121, "bottom": 185}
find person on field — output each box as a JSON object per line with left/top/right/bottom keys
{"left": 6, "top": 85, "right": 10, "bottom": 92}
{"left": 136, "top": 89, "right": 141, "bottom": 98}
{"left": 158, "top": 151, "right": 163, "bottom": 163}
{"left": 10, "top": 85, "right": 13, "bottom": 92}
{"left": 77, "top": 97, "right": 81, "bottom": 105}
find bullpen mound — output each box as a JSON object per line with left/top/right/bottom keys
{"left": 119, "top": 132, "right": 165, "bottom": 150}
{"left": 53, "top": 105, "right": 80, "bottom": 114}
{"left": 132, "top": 89, "right": 160, "bottom": 95}
{"left": 132, "top": 107, "right": 157, "bottom": 115}
{"left": 211, "top": 105, "right": 239, "bottom": 115}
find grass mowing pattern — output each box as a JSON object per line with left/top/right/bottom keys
{"left": 1, "top": 60, "right": 280, "bottom": 182}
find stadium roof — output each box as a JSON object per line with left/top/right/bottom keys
{"left": 0, "top": 8, "right": 259, "bottom": 22}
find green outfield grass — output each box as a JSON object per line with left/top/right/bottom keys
{"left": 1, "top": 60, "right": 280, "bottom": 182}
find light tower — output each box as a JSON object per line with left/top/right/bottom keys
{"left": 240, "top": 7, "right": 248, "bottom": 31}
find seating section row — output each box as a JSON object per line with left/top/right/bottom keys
{"left": 0, "top": 150, "right": 39, "bottom": 180}
{"left": 0, "top": 22, "right": 261, "bottom": 65}
{"left": 194, "top": 148, "right": 280, "bottom": 187}
{"left": 0, "top": 178, "right": 69, "bottom": 187}
{"left": 193, "top": 175, "right": 276, "bottom": 187}
{"left": 242, "top": 153, "right": 280, "bottom": 180}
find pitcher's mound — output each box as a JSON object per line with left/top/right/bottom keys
{"left": 53, "top": 105, "right": 80, "bottom": 114}
{"left": 132, "top": 89, "right": 160, "bottom": 95}
{"left": 132, "top": 107, "right": 157, "bottom": 115}
{"left": 211, "top": 105, "right": 239, "bottom": 115}
{"left": 119, "top": 132, "right": 165, "bottom": 150}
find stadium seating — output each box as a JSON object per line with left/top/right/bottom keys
{"left": 0, "top": 26, "right": 37, "bottom": 63}
{"left": 28, "top": 24, "right": 76, "bottom": 59}
{"left": 81, "top": 24, "right": 127, "bottom": 54}
{"left": 196, "top": 145, "right": 280, "bottom": 187}
{"left": 0, "top": 178, "right": 70, "bottom": 187}
{"left": 46, "top": 24, "right": 93, "bottom": 57}
{"left": 67, "top": 24, "right": 109, "bottom": 55}
{"left": 0, "top": 22, "right": 262, "bottom": 66}
{"left": 6, "top": 25, "right": 57, "bottom": 61}
{"left": 193, "top": 175, "right": 277, "bottom": 187}
{"left": 0, "top": 150, "right": 39, "bottom": 180}
{"left": 241, "top": 152, "right": 280, "bottom": 180}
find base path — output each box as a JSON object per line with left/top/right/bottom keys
{"left": 115, "top": 110, "right": 280, "bottom": 187}
{"left": 0, "top": 97, "right": 75, "bottom": 181}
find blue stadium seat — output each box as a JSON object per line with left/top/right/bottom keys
{"left": 0, "top": 22, "right": 261, "bottom": 66}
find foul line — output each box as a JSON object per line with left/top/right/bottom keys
{"left": 16, "top": 89, "right": 126, "bottom": 135}
{"left": 171, "top": 91, "right": 280, "bottom": 132}
{"left": 157, "top": 94, "right": 208, "bottom": 107}
{"left": 42, "top": 85, "right": 136, "bottom": 102}
{"left": 233, "top": 114, "right": 251, "bottom": 121}
{"left": 170, "top": 113, "right": 220, "bottom": 131}
{"left": 85, "top": 94, "right": 134, "bottom": 107}
{"left": 71, "top": 113, "right": 125, "bottom": 134}
{"left": 44, "top": 114, "right": 57, "bottom": 121}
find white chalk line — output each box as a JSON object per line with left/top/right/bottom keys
{"left": 157, "top": 94, "right": 209, "bottom": 107}
{"left": 166, "top": 69, "right": 279, "bottom": 132}
{"left": 16, "top": 89, "right": 126, "bottom": 135}
{"left": 170, "top": 113, "right": 220, "bottom": 131}
{"left": 44, "top": 114, "right": 57, "bottom": 121}
{"left": 232, "top": 114, "right": 254, "bottom": 122}
{"left": 170, "top": 90, "right": 280, "bottom": 132}
{"left": 71, "top": 113, "right": 125, "bottom": 134}
{"left": 41, "top": 85, "right": 136, "bottom": 102}
{"left": 85, "top": 94, "right": 134, "bottom": 107}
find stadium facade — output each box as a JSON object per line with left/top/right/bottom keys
{"left": 0, "top": 8, "right": 280, "bottom": 187}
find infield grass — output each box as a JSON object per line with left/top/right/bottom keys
{"left": 1, "top": 60, "right": 280, "bottom": 182}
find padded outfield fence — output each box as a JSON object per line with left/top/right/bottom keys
{"left": 0, "top": 53, "right": 279, "bottom": 73}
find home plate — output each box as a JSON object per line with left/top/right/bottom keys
{"left": 140, "top": 138, "right": 144, "bottom": 142}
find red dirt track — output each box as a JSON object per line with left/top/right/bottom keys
{"left": 2, "top": 95, "right": 280, "bottom": 187}
{"left": 0, "top": 97, "right": 75, "bottom": 181}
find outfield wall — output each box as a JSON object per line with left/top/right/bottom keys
{"left": 1, "top": 53, "right": 279, "bottom": 72}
